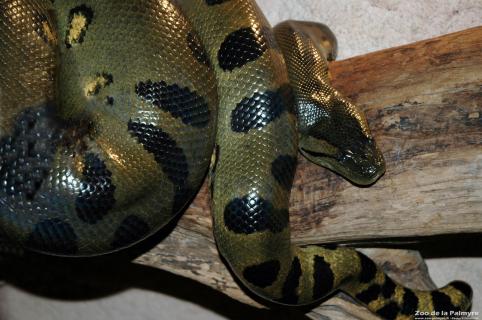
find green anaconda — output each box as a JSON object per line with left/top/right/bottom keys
{"left": 0, "top": 1, "right": 472, "bottom": 319}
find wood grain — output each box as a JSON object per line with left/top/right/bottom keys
{"left": 137, "top": 231, "right": 437, "bottom": 319}
{"left": 169, "top": 26, "right": 482, "bottom": 245}
{"left": 132, "top": 27, "right": 482, "bottom": 319}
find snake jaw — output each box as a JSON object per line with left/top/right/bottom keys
{"left": 337, "top": 138, "right": 386, "bottom": 185}
{"left": 300, "top": 136, "right": 385, "bottom": 186}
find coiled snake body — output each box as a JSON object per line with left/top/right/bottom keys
{"left": 0, "top": 0, "right": 472, "bottom": 318}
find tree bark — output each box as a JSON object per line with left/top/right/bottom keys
{"left": 139, "top": 26, "right": 482, "bottom": 319}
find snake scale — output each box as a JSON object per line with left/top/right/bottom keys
{"left": 0, "top": 0, "right": 473, "bottom": 319}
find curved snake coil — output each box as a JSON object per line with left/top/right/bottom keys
{"left": 0, "top": 0, "right": 472, "bottom": 318}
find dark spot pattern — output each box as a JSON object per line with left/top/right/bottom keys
{"left": 26, "top": 219, "right": 78, "bottom": 255}
{"left": 271, "top": 155, "right": 297, "bottom": 190}
{"left": 243, "top": 260, "right": 280, "bottom": 288}
{"left": 223, "top": 192, "right": 288, "bottom": 234}
{"left": 313, "top": 255, "right": 334, "bottom": 300}
{"left": 218, "top": 27, "right": 268, "bottom": 71}
{"left": 356, "top": 284, "right": 381, "bottom": 304}
{"left": 357, "top": 252, "right": 377, "bottom": 283}
{"left": 401, "top": 289, "right": 419, "bottom": 315}
{"left": 205, "top": 0, "right": 229, "bottom": 5}
{"left": 111, "top": 215, "right": 150, "bottom": 249}
{"left": 450, "top": 281, "right": 473, "bottom": 300}
{"left": 99, "top": 73, "right": 113, "bottom": 86}
{"left": 381, "top": 277, "right": 396, "bottom": 299}
{"left": 127, "top": 121, "right": 190, "bottom": 211}
{"left": 376, "top": 302, "right": 400, "bottom": 320}
{"left": 106, "top": 96, "right": 114, "bottom": 105}
{"left": 187, "top": 32, "right": 210, "bottom": 66}
{"left": 65, "top": 4, "right": 94, "bottom": 48}
{"left": 0, "top": 106, "right": 60, "bottom": 200}
{"left": 75, "top": 153, "right": 116, "bottom": 224}
{"left": 136, "top": 81, "right": 210, "bottom": 128}
{"left": 128, "top": 120, "right": 188, "bottom": 187}
{"left": 278, "top": 257, "right": 302, "bottom": 304}
{"left": 432, "top": 291, "right": 456, "bottom": 313}
{"left": 231, "top": 88, "right": 289, "bottom": 133}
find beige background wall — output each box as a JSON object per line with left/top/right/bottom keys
{"left": 1, "top": 1, "right": 481, "bottom": 319}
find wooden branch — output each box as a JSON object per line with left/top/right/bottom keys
{"left": 169, "top": 26, "right": 482, "bottom": 245}
{"left": 134, "top": 27, "right": 482, "bottom": 319}
{"left": 137, "top": 233, "right": 436, "bottom": 319}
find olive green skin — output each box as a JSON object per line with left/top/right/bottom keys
{"left": 0, "top": 0, "right": 472, "bottom": 318}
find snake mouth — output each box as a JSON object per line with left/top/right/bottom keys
{"left": 337, "top": 149, "right": 385, "bottom": 186}
{"left": 301, "top": 138, "right": 386, "bottom": 186}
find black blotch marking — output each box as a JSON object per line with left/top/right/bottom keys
{"left": 357, "top": 252, "right": 377, "bottom": 283}
{"left": 450, "top": 281, "right": 473, "bottom": 300}
{"left": 243, "top": 260, "right": 280, "bottom": 288}
{"left": 231, "top": 86, "right": 293, "bottom": 133}
{"left": 376, "top": 302, "right": 400, "bottom": 320}
{"left": 223, "top": 193, "right": 288, "bottom": 234}
{"left": 278, "top": 257, "right": 302, "bottom": 304}
{"left": 65, "top": 4, "right": 94, "bottom": 48}
{"left": 0, "top": 106, "right": 60, "bottom": 200}
{"left": 205, "top": 0, "right": 229, "bottom": 5}
{"left": 111, "top": 215, "right": 150, "bottom": 249}
{"left": 75, "top": 153, "right": 116, "bottom": 224}
{"left": 356, "top": 284, "right": 381, "bottom": 304}
{"left": 187, "top": 32, "right": 210, "bottom": 66}
{"left": 271, "top": 155, "right": 297, "bottom": 190}
{"left": 102, "top": 72, "right": 113, "bottom": 85}
{"left": 401, "top": 289, "right": 419, "bottom": 315}
{"left": 218, "top": 27, "right": 268, "bottom": 71}
{"left": 106, "top": 96, "right": 114, "bottom": 105}
{"left": 127, "top": 121, "right": 190, "bottom": 211}
{"left": 313, "top": 255, "right": 334, "bottom": 300}
{"left": 127, "top": 120, "right": 188, "bottom": 187}
{"left": 136, "top": 81, "right": 210, "bottom": 128}
{"left": 26, "top": 218, "right": 78, "bottom": 255}
{"left": 381, "top": 277, "right": 396, "bottom": 299}
{"left": 432, "top": 291, "right": 456, "bottom": 313}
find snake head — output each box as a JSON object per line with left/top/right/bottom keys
{"left": 275, "top": 18, "right": 384, "bottom": 185}
{"left": 299, "top": 98, "right": 385, "bottom": 186}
